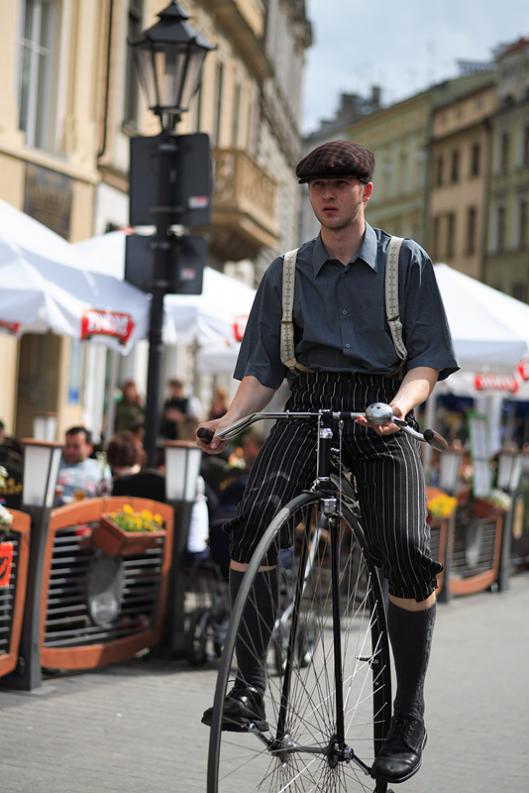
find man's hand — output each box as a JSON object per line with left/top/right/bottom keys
{"left": 196, "top": 418, "right": 229, "bottom": 454}
{"left": 355, "top": 404, "right": 403, "bottom": 436}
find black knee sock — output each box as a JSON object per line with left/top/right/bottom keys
{"left": 230, "top": 568, "right": 278, "bottom": 694}
{"left": 387, "top": 601, "right": 436, "bottom": 722}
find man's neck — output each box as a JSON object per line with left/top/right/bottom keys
{"left": 320, "top": 219, "right": 366, "bottom": 265}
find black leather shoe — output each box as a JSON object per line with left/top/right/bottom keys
{"left": 201, "top": 685, "right": 268, "bottom": 732}
{"left": 371, "top": 715, "right": 427, "bottom": 783}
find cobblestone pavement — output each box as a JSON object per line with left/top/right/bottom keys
{"left": 1, "top": 573, "right": 528, "bottom": 793}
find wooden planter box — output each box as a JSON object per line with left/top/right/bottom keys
{"left": 0, "top": 510, "right": 30, "bottom": 678}
{"left": 92, "top": 514, "right": 165, "bottom": 557}
{"left": 472, "top": 498, "right": 506, "bottom": 521}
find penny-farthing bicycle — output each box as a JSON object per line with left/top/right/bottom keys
{"left": 200, "top": 403, "right": 447, "bottom": 793}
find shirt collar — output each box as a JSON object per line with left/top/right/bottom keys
{"left": 312, "top": 222, "right": 378, "bottom": 276}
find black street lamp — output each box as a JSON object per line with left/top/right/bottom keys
{"left": 129, "top": 2, "right": 215, "bottom": 466}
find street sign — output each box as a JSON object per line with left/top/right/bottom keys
{"left": 125, "top": 233, "right": 205, "bottom": 295}
{"left": 129, "top": 132, "right": 212, "bottom": 227}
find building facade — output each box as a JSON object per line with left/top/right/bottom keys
{"left": 484, "top": 38, "right": 529, "bottom": 299}
{"left": 428, "top": 80, "right": 495, "bottom": 278}
{"left": 0, "top": 0, "right": 311, "bottom": 439}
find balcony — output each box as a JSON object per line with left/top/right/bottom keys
{"left": 207, "top": 0, "right": 269, "bottom": 79}
{"left": 209, "top": 147, "right": 278, "bottom": 261}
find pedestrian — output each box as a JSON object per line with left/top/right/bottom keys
{"left": 56, "top": 426, "right": 111, "bottom": 504}
{"left": 107, "top": 430, "right": 165, "bottom": 502}
{"left": 160, "top": 378, "right": 201, "bottom": 441}
{"left": 208, "top": 385, "right": 229, "bottom": 421}
{"left": 114, "top": 380, "right": 144, "bottom": 433}
{"left": 197, "top": 139, "right": 459, "bottom": 785}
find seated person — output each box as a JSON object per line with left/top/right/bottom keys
{"left": 56, "top": 426, "right": 111, "bottom": 505}
{"left": 107, "top": 430, "right": 165, "bottom": 502}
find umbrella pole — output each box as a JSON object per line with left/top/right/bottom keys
{"left": 102, "top": 349, "right": 120, "bottom": 444}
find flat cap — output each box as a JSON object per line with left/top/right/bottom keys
{"left": 296, "top": 140, "right": 375, "bottom": 184}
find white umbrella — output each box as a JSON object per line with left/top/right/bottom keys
{"left": 73, "top": 230, "right": 256, "bottom": 346}
{"left": 434, "top": 263, "right": 529, "bottom": 372}
{"left": 0, "top": 201, "right": 149, "bottom": 352}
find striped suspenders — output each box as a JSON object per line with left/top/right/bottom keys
{"left": 279, "top": 236, "right": 407, "bottom": 374}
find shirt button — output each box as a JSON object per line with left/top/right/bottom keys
{"left": 345, "top": 343, "right": 351, "bottom": 349}
{"left": 341, "top": 309, "right": 347, "bottom": 315}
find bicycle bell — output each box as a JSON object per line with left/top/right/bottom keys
{"left": 365, "top": 402, "right": 393, "bottom": 425}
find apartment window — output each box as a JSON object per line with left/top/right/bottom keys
{"left": 124, "top": 0, "right": 143, "bottom": 126}
{"left": 519, "top": 198, "right": 528, "bottom": 248}
{"left": 500, "top": 131, "right": 510, "bottom": 172}
{"left": 523, "top": 125, "right": 529, "bottom": 169}
{"left": 214, "top": 61, "right": 224, "bottom": 146}
{"left": 231, "top": 82, "right": 241, "bottom": 146}
{"left": 465, "top": 206, "right": 477, "bottom": 255}
{"left": 432, "top": 215, "right": 441, "bottom": 259}
{"left": 512, "top": 281, "right": 526, "bottom": 301}
{"left": 435, "top": 154, "right": 444, "bottom": 187}
{"left": 18, "top": 0, "right": 60, "bottom": 150}
{"left": 496, "top": 205, "right": 506, "bottom": 252}
{"left": 470, "top": 141, "right": 481, "bottom": 177}
{"left": 446, "top": 212, "right": 456, "bottom": 258}
{"left": 450, "top": 149, "right": 460, "bottom": 183}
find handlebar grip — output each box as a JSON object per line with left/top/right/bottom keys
{"left": 423, "top": 428, "right": 448, "bottom": 451}
{"left": 197, "top": 427, "right": 215, "bottom": 444}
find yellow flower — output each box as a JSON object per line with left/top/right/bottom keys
{"left": 154, "top": 513, "right": 163, "bottom": 525}
{"left": 140, "top": 509, "right": 153, "bottom": 521}
{"left": 122, "top": 504, "right": 134, "bottom": 515}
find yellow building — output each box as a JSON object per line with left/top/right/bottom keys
{"left": 0, "top": 0, "right": 311, "bottom": 439}
{"left": 428, "top": 80, "right": 496, "bottom": 278}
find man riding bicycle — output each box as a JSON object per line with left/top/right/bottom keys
{"left": 197, "top": 140, "right": 458, "bottom": 785}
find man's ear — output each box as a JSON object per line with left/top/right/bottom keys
{"left": 363, "top": 181, "right": 373, "bottom": 202}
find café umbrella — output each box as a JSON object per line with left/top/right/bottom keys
{"left": 0, "top": 201, "right": 149, "bottom": 352}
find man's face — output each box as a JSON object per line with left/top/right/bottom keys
{"left": 309, "top": 177, "right": 373, "bottom": 230}
{"left": 63, "top": 432, "right": 92, "bottom": 465}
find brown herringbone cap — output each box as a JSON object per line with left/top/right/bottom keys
{"left": 296, "top": 140, "right": 375, "bottom": 184}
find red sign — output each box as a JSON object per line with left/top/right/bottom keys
{"left": 517, "top": 360, "right": 529, "bottom": 381}
{"left": 0, "top": 320, "right": 20, "bottom": 335}
{"left": 80, "top": 310, "right": 134, "bottom": 345}
{"left": 232, "top": 316, "right": 248, "bottom": 343}
{"left": 0, "top": 542, "right": 13, "bottom": 588}
{"left": 474, "top": 373, "right": 519, "bottom": 394}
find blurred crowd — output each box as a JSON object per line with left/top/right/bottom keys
{"left": 0, "top": 379, "right": 262, "bottom": 563}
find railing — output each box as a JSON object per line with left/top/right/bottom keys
{"left": 0, "top": 510, "right": 30, "bottom": 678}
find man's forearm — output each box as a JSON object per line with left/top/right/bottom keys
{"left": 391, "top": 367, "right": 439, "bottom": 416}
{"left": 224, "top": 375, "right": 276, "bottom": 422}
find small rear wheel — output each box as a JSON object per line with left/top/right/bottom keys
{"left": 185, "top": 608, "right": 210, "bottom": 666}
{"left": 207, "top": 492, "right": 392, "bottom": 792}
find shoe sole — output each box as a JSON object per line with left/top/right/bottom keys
{"left": 201, "top": 714, "right": 269, "bottom": 733}
{"left": 373, "top": 730, "right": 428, "bottom": 784}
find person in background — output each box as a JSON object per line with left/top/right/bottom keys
{"left": 208, "top": 386, "right": 229, "bottom": 421}
{"left": 107, "top": 430, "right": 165, "bottom": 502}
{"left": 0, "top": 421, "right": 5, "bottom": 445}
{"left": 114, "top": 380, "right": 144, "bottom": 433}
{"left": 160, "top": 378, "right": 201, "bottom": 441}
{"left": 56, "top": 427, "right": 111, "bottom": 505}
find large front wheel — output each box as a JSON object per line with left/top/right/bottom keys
{"left": 207, "top": 492, "right": 392, "bottom": 793}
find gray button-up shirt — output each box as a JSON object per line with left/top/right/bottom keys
{"left": 234, "top": 223, "right": 459, "bottom": 389}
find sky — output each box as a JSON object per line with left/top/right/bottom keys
{"left": 302, "top": 0, "right": 529, "bottom": 133}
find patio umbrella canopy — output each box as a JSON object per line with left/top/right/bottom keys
{"left": 73, "top": 230, "right": 256, "bottom": 346}
{"left": 0, "top": 201, "right": 149, "bottom": 352}
{"left": 434, "top": 263, "right": 529, "bottom": 373}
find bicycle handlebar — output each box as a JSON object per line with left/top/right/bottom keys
{"left": 196, "top": 402, "right": 448, "bottom": 452}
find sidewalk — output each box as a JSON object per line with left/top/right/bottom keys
{"left": 1, "top": 573, "right": 528, "bottom": 793}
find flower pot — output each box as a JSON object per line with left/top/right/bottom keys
{"left": 92, "top": 514, "right": 165, "bottom": 557}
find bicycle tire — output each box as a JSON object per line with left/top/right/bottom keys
{"left": 207, "top": 491, "right": 392, "bottom": 793}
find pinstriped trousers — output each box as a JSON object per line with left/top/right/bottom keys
{"left": 227, "top": 371, "right": 443, "bottom": 602}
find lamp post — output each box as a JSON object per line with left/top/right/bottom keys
{"left": 2, "top": 439, "right": 63, "bottom": 691}
{"left": 497, "top": 449, "right": 523, "bottom": 591}
{"left": 161, "top": 440, "right": 202, "bottom": 654}
{"left": 129, "top": 1, "right": 214, "bottom": 467}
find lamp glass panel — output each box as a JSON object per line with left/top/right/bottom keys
{"left": 510, "top": 455, "right": 523, "bottom": 491}
{"left": 133, "top": 46, "right": 159, "bottom": 108}
{"left": 165, "top": 446, "right": 187, "bottom": 501}
{"left": 184, "top": 446, "right": 202, "bottom": 502}
{"left": 154, "top": 46, "right": 187, "bottom": 109}
{"left": 439, "top": 451, "right": 461, "bottom": 493}
{"left": 178, "top": 50, "right": 206, "bottom": 109}
{"left": 23, "top": 445, "right": 61, "bottom": 507}
{"left": 497, "top": 453, "right": 514, "bottom": 490}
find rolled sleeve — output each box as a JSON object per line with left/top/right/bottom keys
{"left": 401, "top": 243, "right": 459, "bottom": 381}
{"left": 233, "top": 257, "right": 287, "bottom": 389}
